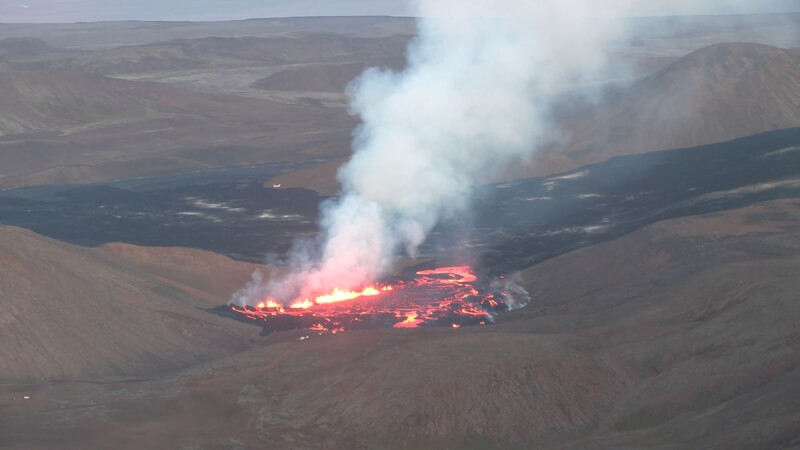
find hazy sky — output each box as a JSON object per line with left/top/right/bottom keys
{"left": 0, "top": 0, "right": 798, "bottom": 23}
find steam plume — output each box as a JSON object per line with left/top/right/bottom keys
{"left": 233, "top": 0, "right": 628, "bottom": 305}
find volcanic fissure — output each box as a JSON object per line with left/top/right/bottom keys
{"left": 223, "top": 266, "right": 528, "bottom": 334}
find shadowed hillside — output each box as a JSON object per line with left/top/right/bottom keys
{"left": 268, "top": 42, "right": 800, "bottom": 193}
{"left": 0, "top": 70, "right": 184, "bottom": 135}
{"left": 7, "top": 34, "right": 411, "bottom": 76}
{"left": 0, "top": 13, "right": 798, "bottom": 450}
{"left": 0, "top": 226, "right": 266, "bottom": 380}
{"left": 2, "top": 199, "right": 798, "bottom": 448}
{"left": 0, "top": 37, "right": 55, "bottom": 58}
{"left": 253, "top": 62, "right": 377, "bottom": 92}
{"left": 0, "top": 69, "right": 354, "bottom": 186}
{"left": 0, "top": 17, "right": 417, "bottom": 49}
{"left": 527, "top": 42, "right": 800, "bottom": 177}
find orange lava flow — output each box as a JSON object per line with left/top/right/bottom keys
{"left": 393, "top": 312, "right": 423, "bottom": 328}
{"left": 278, "top": 286, "right": 384, "bottom": 309}
{"left": 289, "top": 299, "right": 314, "bottom": 309}
{"left": 314, "top": 286, "right": 381, "bottom": 304}
{"left": 227, "top": 265, "right": 516, "bottom": 334}
{"left": 415, "top": 266, "right": 478, "bottom": 283}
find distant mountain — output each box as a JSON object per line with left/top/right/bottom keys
{"left": 252, "top": 62, "right": 372, "bottom": 92}
{"left": 591, "top": 42, "right": 800, "bottom": 155}
{"left": 270, "top": 42, "right": 800, "bottom": 193}
{"left": 0, "top": 68, "right": 336, "bottom": 135}
{"left": 0, "top": 70, "right": 179, "bottom": 135}
{"left": 526, "top": 43, "right": 800, "bottom": 177}
{"left": 0, "top": 69, "right": 354, "bottom": 186}
{"left": 8, "top": 34, "right": 410, "bottom": 76}
{"left": 0, "top": 17, "right": 417, "bottom": 49}
{"left": 0, "top": 37, "right": 54, "bottom": 58}
{"left": 0, "top": 226, "right": 264, "bottom": 380}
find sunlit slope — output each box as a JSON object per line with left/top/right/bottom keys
{"left": 0, "top": 226, "right": 264, "bottom": 380}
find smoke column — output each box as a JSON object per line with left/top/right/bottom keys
{"left": 233, "top": 0, "right": 628, "bottom": 305}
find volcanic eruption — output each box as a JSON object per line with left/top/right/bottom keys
{"left": 230, "top": 0, "right": 627, "bottom": 331}
{"left": 227, "top": 266, "right": 529, "bottom": 334}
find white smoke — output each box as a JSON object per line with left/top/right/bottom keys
{"left": 232, "top": 0, "right": 631, "bottom": 305}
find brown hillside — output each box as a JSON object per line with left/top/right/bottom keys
{"left": 99, "top": 243, "right": 265, "bottom": 303}
{"left": 267, "top": 157, "right": 347, "bottom": 195}
{"left": 0, "top": 17, "right": 417, "bottom": 50}
{"left": 10, "top": 34, "right": 411, "bottom": 76}
{"left": 0, "top": 226, "right": 265, "bottom": 381}
{"left": 0, "top": 37, "right": 54, "bottom": 58}
{"left": 524, "top": 42, "right": 800, "bottom": 178}
{"left": 0, "top": 70, "right": 354, "bottom": 186}
{"left": 3, "top": 199, "right": 799, "bottom": 448}
{"left": 0, "top": 69, "right": 346, "bottom": 135}
{"left": 271, "top": 42, "right": 800, "bottom": 194}
{"left": 0, "top": 70, "right": 178, "bottom": 136}
{"left": 252, "top": 62, "right": 371, "bottom": 92}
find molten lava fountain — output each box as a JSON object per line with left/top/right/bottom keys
{"left": 226, "top": 266, "right": 525, "bottom": 334}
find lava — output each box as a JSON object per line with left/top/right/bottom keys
{"left": 393, "top": 312, "right": 422, "bottom": 328}
{"left": 226, "top": 266, "right": 525, "bottom": 334}
{"left": 314, "top": 286, "right": 381, "bottom": 304}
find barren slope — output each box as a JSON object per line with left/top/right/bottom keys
{"left": 0, "top": 69, "right": 354, "bottom": 186}
{"left": 252, "top": 62, "right": 373, "bottom": 92}
{"left": 0, "top": 17, "right": 417, "bottom": 49}
{"left": 3, "top": 199, "right": 799, "bottom": 448}
{"left": 0, "top": 226, "right": 265, "bottom": 381}
{"left": 271, "top": 42, "right": 800, "bottom": 193}
{"left": 9, "top": 34, "right": 410, "bottom": 76}
{"left": 0, "top": 70, "right": 180, "bottom": 135}
{"left": 0, "top": 37, "right": 55, "bottom": 59}
{"left": 515, "top": 198, "right": 800, "bottom": 448}
{"left": 525, "top": 42, "right": 800, "bottom": 177}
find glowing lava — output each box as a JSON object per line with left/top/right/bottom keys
{"left": 314, "top": 286, "right": 381, "bottom": 304}
{"left": 393, "top": 312, "right": 423, "bottom": 328}
{"left": 225, "top": 266, "right": 525, "bottom": 334}
{"left": 416, "top": 266, "right": 478, "bottom": 283}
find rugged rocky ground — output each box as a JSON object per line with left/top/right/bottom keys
{"left": 278, "top": 41, "right": 800, "bottom": 191}
{"left": 0, "top": 69, "right": 354, "bottom": 186}
{"left": 0, "top": 226, "right": 269, "bottom": 380}
{"left": 524, "top": 42, "right": 800, "bottom": 177}
{"left": 0, "top": 15, "right": 797, "bottom": 191}
{"left": 2, "top": 199, "right": 798, "bottom": 448}
{"left": 0, "top": 14, "right": 799, "bottom": 449}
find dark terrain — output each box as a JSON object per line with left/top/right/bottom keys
{"left": 1, "top": 128, "right": 797, "bottom": 268}
{"left": 2, "top": 198, "right": 798, "bottom": 449}
{"left": 0, "top": 14, "right": 799, "bottom": 450}
{"left": 1, "top": 127, "right": 798, "bottom": 448}
{"left": 0, "top": 15, "right": 797, "bottom": 189}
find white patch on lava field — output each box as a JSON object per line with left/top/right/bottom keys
{"left": 696, "top": 179, "right": 800, "bottom": 202}
{"left": 183, "top": 197, "right": 246, "bottom": 213}
{"left": 257, "top": 210, "right": 307, "bottom": 221}
{"left": 543, "top": 224, "right": 609, "bottom": 235}
{"left": 760, "top": 145, "right": 800, "bottom": 158}
{"left": 176, "top": 211, "right": 223, "bottom": 223}
{"left": 543, "top": 170, "right": 590, "bottom": 191}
